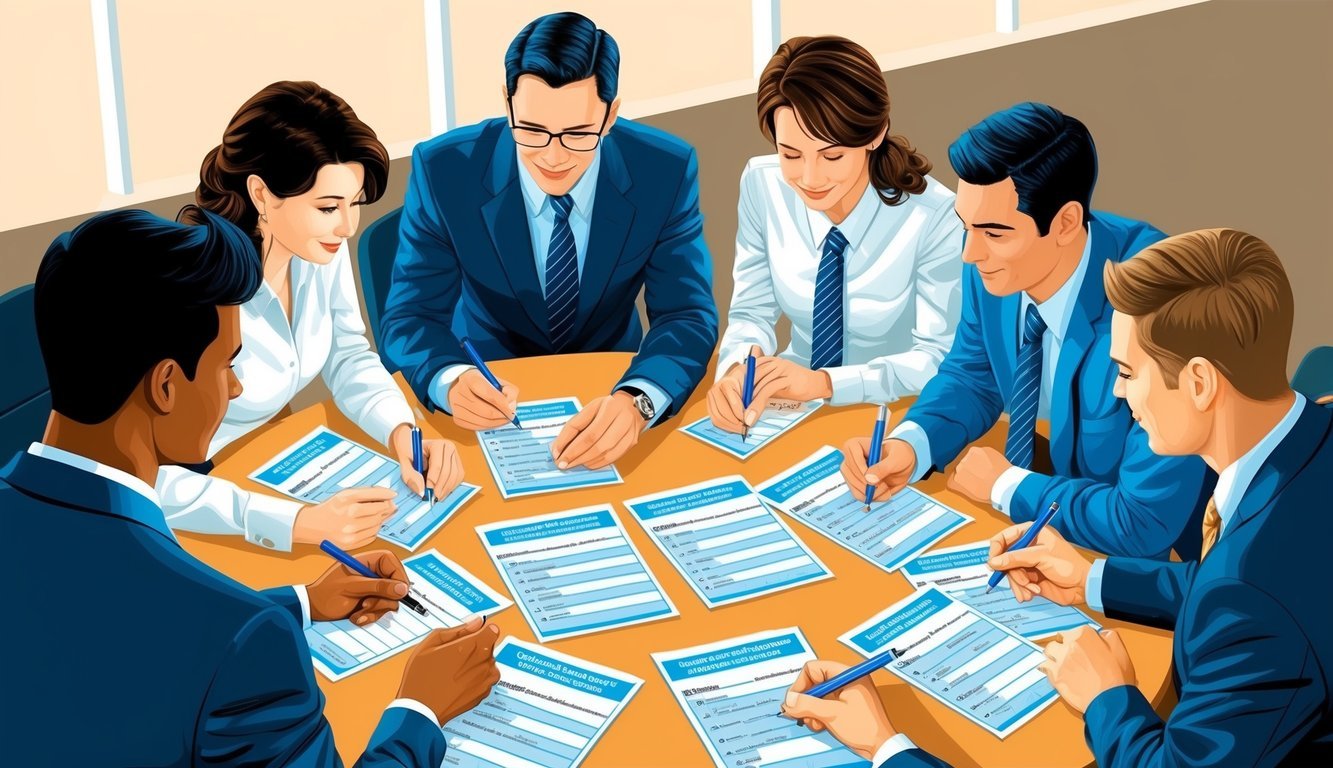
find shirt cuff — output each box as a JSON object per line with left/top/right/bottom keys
{"left": 429, "top": 364, "right": 475, "bottom": 415}
{"left": 823, "top": 364, "right": 875, "bottom": 406}
{"left": 290, "top": 585, "right": 313, "bottom": 630}
{"left": 387, "top": 698, "right": 440, "bottom": 729}
{"left": 620, "top": 378, "right": 673, "bottom": 428}
{"left": 871, "top": 733, "right": 921, "bottom": 767}
{"left": 242, "top": 492, "right": 304, "bottom": 552}
{"left": 990, "top": 466, "right": 1033, "bottom": 518}
{"left": 887, "top": 420, "right": 933, "bottom": 484}
{"left": 1086, "top": 558, "right": 1108, "bottom": 614}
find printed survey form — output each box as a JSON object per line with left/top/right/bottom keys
{"left": 304, "top": 549, "right": 511, "bottom": 682}
{"left": 653, "top": 628, "right": 869, "bottom": 768}
{"left": 478, "top": 398, "right": 623, "bottom": 498}
{"left": 250, "top": 426, "right": 479, "bottom": 551}
{"left": 680, "top": 399, "right": 823, "bottom": 460}
{"left": 839, "top": 587, "right": 1059, "bottom": 738}
{"left": 757, "top": 446, "right": 971, "bottom": 573}
{"left": 477, "top": 505, "right": 678, "bottom": 642}
{"left": 901, "top": 542, "right": 1099, "bottom": 640}
{"left": 443, "top": 638, "right": 640, "bottom": 768}
{"left": 622, "top": 476, "right": 830, "bottom": 608}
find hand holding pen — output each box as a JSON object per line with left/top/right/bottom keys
{"left": 780, "top": 657, "right": 901, "bottom": 760}
{"left": 307, "top": 544, "right": 427, "bottom": 623}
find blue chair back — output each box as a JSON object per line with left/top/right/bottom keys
{"left": 1293, "top": 345, "right": 1333, "bottom": 401}
{"left": 0, "top": 285, "right": 50, "bottom": 460}
{"left": 356, "top": 207, "right": 404, "bottom": 372}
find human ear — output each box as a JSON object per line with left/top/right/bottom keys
{"left": 1052, "top": 201, "right": 1085, "bottom": 245}
{"left": 1183, "top": 356, "right": 1218, "bottom": 412}
{"left": 145, "top": 360, "right": 178, "bottom": 416}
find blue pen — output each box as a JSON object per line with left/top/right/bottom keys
{"left": 986, "top": 501, "right": 1061, "bottom": 594}
{"left": 460, "top": 337, "right": 523, "bottom": 429}
{"left": 320, "top": 540, "right": 429, "bottom": 616}
{"left": 741, "top": 354, "right": 757, "bottom": 442}
{"left": 410, "top": 426, "right": 433, "bottom": 505}
{"left": 864, "top": 404, "right": 888, "bottom": 511}
{"left": 783, "top": 646, "right": 902, "bottom": 714}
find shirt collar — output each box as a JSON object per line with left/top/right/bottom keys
{"left": 805, "top": 178, "right": 883, "bottom": 253}
{"left": 27, "top": 442, "right": 162, "bottom": 509}
{"left": 1021, "top": 230, "right": 1093, "bottom": 343}
{"left": 1213, "top": 394, "right": 1307, "bottom": 531}
{"left": 517, "top": 149, "right": 602, "bottom": 220}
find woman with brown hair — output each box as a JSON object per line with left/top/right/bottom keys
{"left": 158, "top": 81, "right": 465, "bottom": 553}
{"left": 708, "top": 36, "right": 963, "bottom": 431}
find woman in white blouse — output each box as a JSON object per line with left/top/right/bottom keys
{"left": 708, "top": 36, "right": 963, "bottom": 432}
{"left": 159, "top": 81, "right": 464, "bottom": 552}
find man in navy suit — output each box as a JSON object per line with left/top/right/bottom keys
{"left": 0, "top": 209, "right": 501, "bottom": 766}
{"left": 382, "top": 11, "right": 717, "bottom": 470}
{"left": 987, "top": 229, "right": 1333, "bottom": 765}
{"left": 842, "top": 102, "right": 1212, "bottom": 559}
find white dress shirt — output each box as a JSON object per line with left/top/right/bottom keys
{"left": 30, "top": 441, "right": 438, "bottom": 727}
{"left": 156, "top": 242, "right": 416, "bottom": 552}
{"left": 717, "top": 155, "right": 963, "bottom": 405}
{"left": 1086, "top": 394, "right": 1307, "bottom": 611}
{"left": 430, "top": 150, "right": 670, "bottom": 422}
{"left": 890, "top": 232, "right": 1094, "bottom": 515}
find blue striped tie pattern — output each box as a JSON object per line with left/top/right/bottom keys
{"left": 810, "top": 226, "right": 850, "bottom": 371}
{"left": 1005, "top": 304, "right": 1049, "bottom": 469}
{"left": 545, "top": 194, "right": 579, "bottom": 350}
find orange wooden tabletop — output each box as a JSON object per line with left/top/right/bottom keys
{"left": 186, "top": 352, "right": 1172, "bottom": 768}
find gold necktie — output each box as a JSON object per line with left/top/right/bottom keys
{"left": 1200, "top": 497, "right": 1221, "bottom": 559}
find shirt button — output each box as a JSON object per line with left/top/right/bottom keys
{"left": 260, "top": 537, "right": 275, "bottom": 548}
{"left": 289, "top": 361, "right": 296, "bottom": 368}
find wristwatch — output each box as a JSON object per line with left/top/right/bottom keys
{"left": 616, "top": 385, "right": 656, "bottom": 422}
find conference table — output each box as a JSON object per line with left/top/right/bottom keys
{"left": 185, "top": 352, "right": 1174, "bottom": 768}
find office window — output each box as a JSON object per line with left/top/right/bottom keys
{"left": 0, "top": 0, "right": 106, "bottom": 232}
{"left": 780, "top": 0, "right": 996, "bottom": 58}
{"left": 1022, "top": 0, "right": 1148, "bottom": 25}
{"left": 448, "top": 0, "right": 754, "bottom": 126}
{"left": 116, "top": 0, "right": 430, "bottom": 188}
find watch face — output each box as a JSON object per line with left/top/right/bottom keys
{"left": 635, "top": 394, "right": 655, "bottom": 420}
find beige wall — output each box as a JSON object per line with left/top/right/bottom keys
{"left": 449, "top": 0, "right": 754, "bottom": 126}
{"left": 3, "top": 0, "right": 1329, "bottom": 385}
{"left": 116, "top": 0, "right": 431, "bottom": 186}
{"left": 0, "top": 0, "right": 106, "bottom": 232}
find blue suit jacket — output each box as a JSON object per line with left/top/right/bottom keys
{"left": 1086, "top": 400, "right": 1333, "bottom": 766}
{"left": 904, "top": 212, "right": 1214, "bottom": 558}
{"left": 0, "top": 450, "right": 444, "bottom": 766}
{"left": 382, "top": 117, "right": 718, "bottom": 420}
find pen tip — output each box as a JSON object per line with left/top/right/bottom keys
{"left": 984, "top": 586, "right": 993, "bottom": 594}
{"left": 863, "top": 505, "right": 870, "bottom": 513}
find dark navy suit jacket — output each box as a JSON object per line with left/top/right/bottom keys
{"left": 382, "top": 117, "right": 717, "bottom": 420}
{"left": 904, "top": 212, "right": 1214, "bottom": 558}
{"left": 1087, "top": 400, "right": 1333, "bottom": 766}
{"left": 0, "top": 450, "right": 444, "bottom": 766}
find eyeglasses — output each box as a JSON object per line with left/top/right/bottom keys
{"left": 507, "top": 97, "right": 610, "bottom": 152}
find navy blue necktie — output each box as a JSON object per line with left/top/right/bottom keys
{"left": 545, "top": 194, "right": 579, "bottom": 350}
{"left": 810, "top": 227, "right": 849, "bottom": 370}
{"left": 1005, "top": 304, "right": 1049, "bottom": 469}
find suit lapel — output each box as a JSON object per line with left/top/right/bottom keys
{"left": 1227, "top": 399, "right": 1329, "bottom": 537}
{"left": 2, "top": 451, "right": 178, "bottom": 546}
{"left": 482, "top": 133, "right": 547, "bottom": 342}
{"left": 571, "top": 135, "right": 636, "bottom": 342}
{"left": 1050, "top": 222, "right": 1113, "bottom": 471}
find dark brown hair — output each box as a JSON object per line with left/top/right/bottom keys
{"left": 1104, "top": 228, "right": 1293, "bottom": 400}
{"left": 757, "top": 36, "right": 929, "bottom": 205}
{"left": 188, "top": 81, "right": 389, "bottom": 245}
